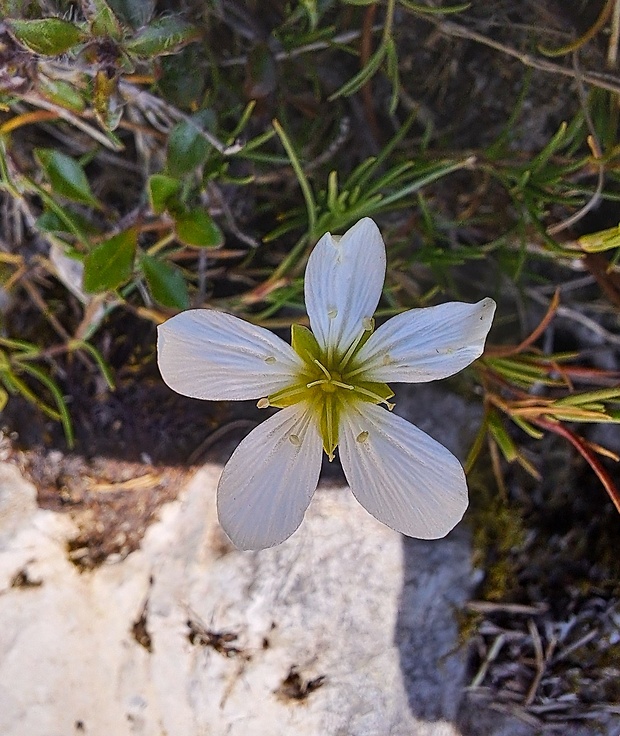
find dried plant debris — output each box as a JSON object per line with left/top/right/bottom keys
{"left": 186, "top": 617, "right": 244, "bottom": 659}
{"left": 11, "top": 446, "right": 191, "bottom": 569}
{"left": 275, "top": 666, "right": 326, "bottom": 703}
{"left": 131, "top": 602, "right": 153, "bottom": 653}
{"left": 465, "top": 442, "right": 620, "bottom": 730}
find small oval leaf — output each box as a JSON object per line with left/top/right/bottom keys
{"left": 125, "top": 16, "right": 201, "bottom": 57}
{"left": 166, "top": 111, "right": 215, "bottom": 176}
{"left": 83, "top": 0, "right": 123, "bottom": 39}
{"left": 140, "top": 254, "right": 189, "bottom": 309}
{"left": 7, "top": 18, "right": 85, "bottom": 56}
{"left": 148, "top": 173, "right": 181, "bottom": 214}
{"left": 35, "top": 149, "right": 99, "bottom": 206}
{"left": 83, "top": 228, "right": 137, "bottom": 292}
{"left": 174, "top": 208, "right": 224, "bottom": 248}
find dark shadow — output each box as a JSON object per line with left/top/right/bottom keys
{"left": 394, "top": 528, "right": 472, "bottom": 722}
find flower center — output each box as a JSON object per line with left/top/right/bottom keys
{"left": 258, "top": 324, "right": 394, "bottom": 461}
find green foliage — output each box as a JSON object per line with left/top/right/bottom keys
{"left": 140, "top": 254, "right": 189, "bottom": 309}
{"left": 125, "top": 16, "right": 201, "bottom": 57}
{"left": 0, "top": 337, "right": 113, "bottom": 447}
{"left": 174, "top": 209, "right": 224, "bottom": 248}
{"left": 148, "top": 174, "right": 182, "bottom": 215}
{"left": 7, "top": 18, "right": 85, "bottom": 55}
{"left": 83, "top": 228, "right": 137, "bottom": 292}
{"left": 166, "top": 112, "right": 215, "bottom": 176}
{"left": 1, "top": 0, "right": 620, "bottom": 530}
{"left": 35, "top": 149, "right": 100, "bottom": 207}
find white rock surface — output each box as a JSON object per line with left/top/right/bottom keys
{"left": 0, "top": 455, "right": 483, "bottom": 736}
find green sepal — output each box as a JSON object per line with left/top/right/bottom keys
{"left": 318, "top": 393, "right": 339, "bottom": 460}
{"left": 291, "top": 323, "right": 320, "bottom": 363}
{"left": 267, "top": 382, "right": 308, "bottom": 409}
{"left": 355, "top": 380, "right": 394, "bottom": 404}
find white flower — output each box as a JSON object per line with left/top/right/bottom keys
{"left": 157, "top": 218, "right": 496, "bottom": 550}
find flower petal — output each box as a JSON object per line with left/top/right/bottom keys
{"left": 217, "top": 405, "right": 322, "bottom": 549}
{"left": 353, "top": 298, "right": 496, "bottom": 384}
{"left": 157, "top": 309, "right": 303, "bottom": 400}
{"left": 305, "top": 218, "right": 386, "bottom": 355}
{"left": 339, "top": 402, "right": 468, "bottom": 539}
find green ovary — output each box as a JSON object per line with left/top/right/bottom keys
{"left": 265, "top": 324, "right": 394, "bottom": 460}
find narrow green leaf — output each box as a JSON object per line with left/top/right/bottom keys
{"left": 174, "top": 209, "right": 224, "bottom": 248}
{"left": 398, "top": 0, "right": 470, "bottom": 13}
{"left": 69, "top": 340, "right": 115, "bottom": 389}
{"left": 579, "top": 224, "right": 620, "bottom": 253}
{"left": 148, "top": 173, "right": 181, "bottom": 214}
{"left": 35, "top": 149, "right": 99, "bottom": 206}
{"left": 554, "top": 387, "right": 620, "bottom": 407}
{"left": 83, "top": 229, "right": 137, "bottom": 292}
{"left": 125, "top": 16, "right": 201, "bottom": 57}
{"left": 328, "top": 42, "right": 386, "bottom": 100}
{"left": 7, "top": 18, "right": 85, "bottom": 56}
{"left": 510, "top": 414, "right": 544, "bottom": 440}
{"left": 488, "top": 411, "right": 518, "bottom": 462}
{"left": 19, "top": 363, "right": 74, "bottom": 447}
{"left": 140, "top": 254, "right": 189, "bottom": 309}
{"left": 166, "top": 111, "right": 215, "bottom": 176}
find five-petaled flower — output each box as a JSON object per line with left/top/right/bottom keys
{"left": 157, "top": 218, "right": 496, "bottom": 550}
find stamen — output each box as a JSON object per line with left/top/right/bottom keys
{"left": 257, "top": 398, "right": 270, "bottom": 409}
{"left": 356, "top": 431, "right": 369, "bottom": 443}
{"left": 352, "top": 385, "right": 395, "bottom": 410}
{"left": 331, "top": 380, "right": 354, "bottom": 391}
{"left": 267, "top": 385, "right": 308, "bottom": 405}
{"left": 342, "top": 364, "right": 368, "bottom": 380}
{"left": 288, "top": 434, "right": 301, "bottom": 446}
{"left": 306, "top": 379, "right": 328, "bottom": 389}
{"left": 313, "top": 359, "right": 332, "bottom": 380}
{"left": 338, "top": 336, "right": 363, "bottom": 372}
{"left": 339, "top": 319, "right": 375, "bottom": 372}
